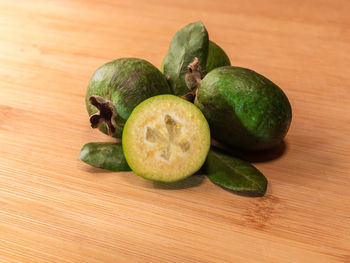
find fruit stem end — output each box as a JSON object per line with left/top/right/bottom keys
{"left": 89, "top": 96, "right": 117, "bottom": 136}
{"left": 183, "top": 57, "right": 205, "bottom": 102}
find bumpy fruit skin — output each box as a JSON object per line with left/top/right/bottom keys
{"left": 160, "top": 41, "right": 230, "bottom": 74}
{"left": 86, "top": 58, "right": 172, "bottom": 137}
{"left": 195, "top": 66, "right": 292, "bottom": 151}
{"left": 205, "top": 41, "right": 230, "bottom": 73}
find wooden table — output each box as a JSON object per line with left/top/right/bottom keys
{"left": 1, "top": 1, "right": 349, "bottom": 262}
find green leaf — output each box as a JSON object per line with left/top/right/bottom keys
{"left": 163, "top": 21, "right": 209, "bottom": 96}
{"left": 203, "top": 149, "right": 268, "bottom": 194}
{"left": 160, "top": 41, "right": 230, "bottom": 74}
{"left": 78, "top": 142, "right": 131, "bottom": 171}
{"left": 206, "top": 41, "right": 231, "bottom": 72}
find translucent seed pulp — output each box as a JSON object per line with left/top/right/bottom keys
{"left": 145, "top": 114, "right": 191, "bottom": 161}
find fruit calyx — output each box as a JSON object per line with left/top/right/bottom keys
{"left": 182, "top": 57, "right": 206, "bottom": 102}
{"left": 89, "top": 95, "right": 117, "bottom": 136}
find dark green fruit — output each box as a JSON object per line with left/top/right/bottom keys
{"left": 122, "top": 95, "right": 210, "bottom": 182}
{"left": 160, "top": 40, "right": 230, "bottom": 74}
{"left": 78, "top": 142, "right": 131, "bottom": 171}
{"left": 86, "top": 58, "right": 171, "bottom": 137}
{"left": 204, "top": 148, "right": 267, "bottom": 195}
{"left": 195, "top": 66, "right": 292, "bottom": 151}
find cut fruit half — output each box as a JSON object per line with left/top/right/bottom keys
{"left": 122, "top": 95, "right": 210, "bottom": 182}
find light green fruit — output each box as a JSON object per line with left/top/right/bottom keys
{"left": 122, "top": 95, "right": 211, "bottom": 182}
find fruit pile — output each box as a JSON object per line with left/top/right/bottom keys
{"left": 78, "top": 21, "right": 292, "bottom": 196}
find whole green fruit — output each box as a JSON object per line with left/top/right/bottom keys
{"left": 195, "top": 66, "right": 292, "bottom": 151}
{"left": 86, "top": 58, "right": 172, "bottom": 137}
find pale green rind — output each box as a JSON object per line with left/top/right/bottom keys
{"left": 78, "top": 142, "right": 131, "bottom": 171}
{"left": 163, "top": 21, "right": 209, "bottom": 96}
{"left": 204, "top": 149, "right": 267, "bottom": 194}
{"left": 122, "top": 95, "right": 211, "bottom": 183}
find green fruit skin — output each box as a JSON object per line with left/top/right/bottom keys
{"left": 196, "top": 66, "right": 292, "bottom": 151}
{"left": 86, "top": 58, "right": 172, "bottom": 137}
{"left": 205, "top": 41, "right": 231, "bottom": 73}
{"left": 160, "top": 41, "right": 230, "bottom": 74}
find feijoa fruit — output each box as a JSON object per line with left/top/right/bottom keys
{"left": 86, "top": 58, "right": 171, "bottom": 137}
{"left": 194, "top": 66, "right": 292, "bottom": 151}
{"left": 122, "top": 95, "right": 210, "bottom": 182}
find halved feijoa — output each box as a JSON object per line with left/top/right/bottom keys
{"left": 122, "top": 95, "right": 210, "bottom": 182}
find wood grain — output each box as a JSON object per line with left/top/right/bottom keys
{"left": 1, "top": 0, "right": 350, "bottom": 262}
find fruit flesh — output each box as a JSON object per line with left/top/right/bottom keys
{"left": 196, "top": 66, "right": 292, "bottom": 151}
{"left": 122, "top": 95, "right": 210, "bottom": 182}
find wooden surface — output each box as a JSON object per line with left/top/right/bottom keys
{"left": 1, "top": 0, "right": 350, "bottom": 262}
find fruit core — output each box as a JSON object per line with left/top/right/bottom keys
{"left": 145, "top": 114, "right": 191, "bottom": 162}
